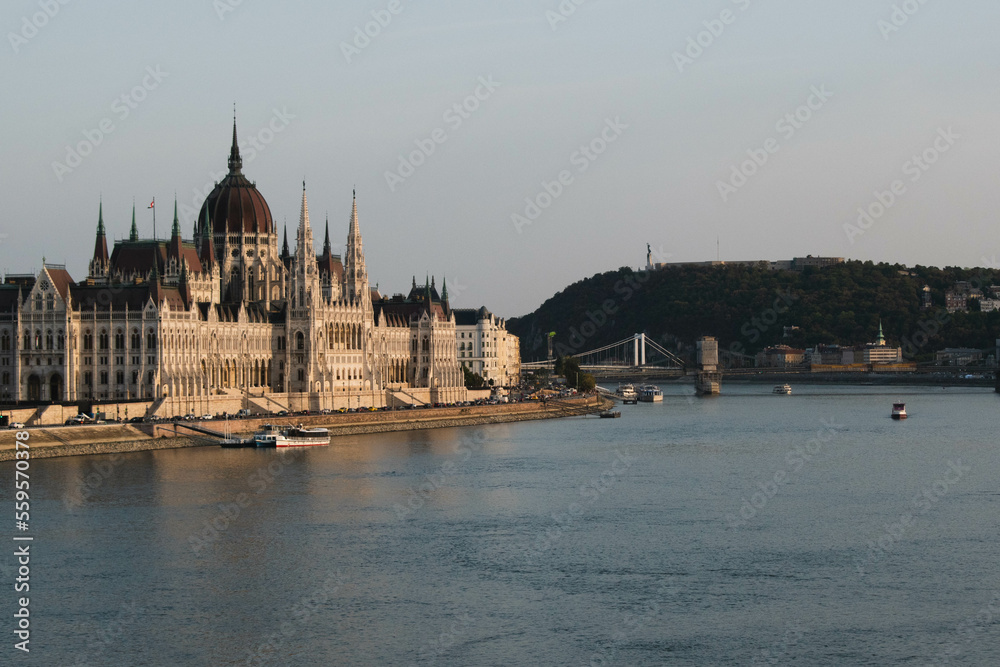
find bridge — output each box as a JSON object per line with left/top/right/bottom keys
{"left": 522, "top": 334, "right": 687, "bottom": 373}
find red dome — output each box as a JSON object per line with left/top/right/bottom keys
{"left": 198, "top": 119, "right": 273, "bottom": 236}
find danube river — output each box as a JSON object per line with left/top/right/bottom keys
{"left": 5, "top": 385, "right": 999, "bottom": 665}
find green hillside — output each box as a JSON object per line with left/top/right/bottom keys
{"left": 508, "top": 261, "right": 1000, "bottom": 364}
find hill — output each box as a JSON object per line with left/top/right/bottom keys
{"left": 507, "top": 261, "right": 1000, "bottom": 364}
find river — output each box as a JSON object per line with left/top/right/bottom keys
{"left": 5, "top": 384, "right": 999, "bottom": 665}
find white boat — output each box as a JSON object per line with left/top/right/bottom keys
{"left": 254, "top": 423, "right": 330, "bottom": 447}
{"left": 773, "top": 384, "right": 792, "bottom": 395}
{"left": 637, "top": 385, "right": 663, "bottom": 403}
{"left": 617, "top": 383, "right": 638, "bottom": 404}
{"left": 891, "top": 403, "right": 907, "bottom": 420}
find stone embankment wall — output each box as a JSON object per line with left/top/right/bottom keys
{"left": 0, "top": 397, "right": 611, "bottom": 461}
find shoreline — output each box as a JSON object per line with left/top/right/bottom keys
{"left": 0, "top": 397, "right": 613, "bottom": 462}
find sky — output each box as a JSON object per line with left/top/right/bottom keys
{"left": 2, "top": 0, "right": 999, "bottom": 318}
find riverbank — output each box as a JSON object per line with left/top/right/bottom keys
{"left": 0, "top": 396, "right": 612, "bottom": 461}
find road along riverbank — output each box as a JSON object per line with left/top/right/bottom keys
{"left": 0, "top": 396, "right": 612, "bottom": 461}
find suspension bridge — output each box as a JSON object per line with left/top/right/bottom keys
{"left": 522, "top": 334, "right": 687, "bottom": 373}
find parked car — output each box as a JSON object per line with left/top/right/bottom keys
{"left": 9, "top": 422, "right": 25, "bottom": 429}
{"left": 199, "top": 414, "right": 213, "bottom": 421}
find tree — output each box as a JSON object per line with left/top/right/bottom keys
{"left": 462, "top": 365, "right": 485, "bottom": 389}
{"left": 578, "top": 373, "right": 596, "bottom": 392}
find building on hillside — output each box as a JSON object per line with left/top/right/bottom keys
{"left": 453, "top": 306, "right": 520, "bottom": 388}
{"left": 756, "top": 345, "right": 806, "bottom": 368}
{"left": 978, "top": 299, "right": 1000, "bottom": 313}
{"left": 863, "top": 321, "right": 903, "bottom": 365}
{"left": 0, "top": 119, "right": 512, "bottom": 413}
{"left": 945, "top": 281, "right": 983, "bottom": 313}
{"left": 646, "top": 254, "right": 844, "bottom": 272}
{"left": 806, "top": 344, "right": 844, "bottom": 366}
{"left": 934, "top": 348, "right": 984, "bottom": 366}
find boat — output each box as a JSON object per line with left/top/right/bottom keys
{"left": 891, "top": 403, "right": 907, "bottom": 420}
{"left": 616, "top": 383, "right": 638, "bottom": 404}
{"left": 219, "top": 417, "right": 253, "bottom": 447}
{"left": 773, "top": 384, "right": 792, "bottom": 395}
{"left": 599, "top": 410, "right": 621, "bottom": 419}
{"left": 253, "top": 423, "right": 330, "bottom": 447}
{"left": 637, "top": 385, "right": 663, "bottom": 403}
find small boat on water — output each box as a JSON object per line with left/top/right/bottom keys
{"left": 253, "top": 423, "right": 330, "bottom": 447}
{"left": 891, "top": 403, "right": 907, "bottom": 420}
{"left": 773, "top": 384, "right": 792, "bottom": 395}
{"left": 617, "top": 383, "right": 638, "bottom": 404}
{"left": 219, "top": 417, "right": 253, "bottom": 447}
{"left": 599, "top": 410, "right": 621, "bottom": 419}
{"left": 637, "top": 385, "right": 663, "bottom": 403}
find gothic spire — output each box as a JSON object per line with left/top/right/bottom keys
{"left": 91, "top": 199, "right": 109, "bottom": 270}
{"left": 129, "top": 201, "right": 138, "bottom": 241}
{"left": 228, "top": 112, "right": 242, "bottom": 174}
{"left": 323, "top": 215, "right": 332, "bottom": 256}
{"left": 441, "top": 276, "right": 448, "bottom": 301}
{"left": 200, "top": 208, "right": 215, "bottom": 269}
{"left": 281, "top": 224, "right": 290, "bottom": 260}
{"left": 171, "top": 197, "right": 181, "bottom": 238}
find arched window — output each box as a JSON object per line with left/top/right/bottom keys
{"left": 45, "top": 330, "right": 53, "bottom": 350}
{"left": 296, "top": 332, "right": 304, "bottom": 350}
{"left": 98, "top": 330, "right": 109, "bottom": 350}
{"left": 34, "top": 330, "right": 42, "bottom": 349}
{"left": 33, "top": 294, "right": 42, "bottom": 310}
{"left": 24, "top": 330, "right": 30, "bottom": 350}
{"left": 0, "top": 332, "right": 9, "bottom": 351}
{"left": 114, "top": 329, "right": 125, "bottom": 350}
{"left": 45, "top": 294, "right": 54, "bottom": 311}
{"left": 147, "top": 330, "right": 157, "bottom": 350}
{"left": 131, "top": 329, "right": 141, "bottom": 350}
{"left": 57, "top": 330, "right": 64, "bottom": 350}
{"left": 83, "top": 330, "right": 93, "bottom": 351}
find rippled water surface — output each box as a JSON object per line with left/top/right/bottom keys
{"left": 5, "top": 384, "right": 999, "bottom": 665}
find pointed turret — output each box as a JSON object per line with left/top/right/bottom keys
{"left": 323, "top": 215, "right": 332, "bottom": 256}
{"left": 344, "top": 189, "right": 368, "bottom": 301}
{"left": 129, "top": 202, "right": 139, "bottom": 241}
{"left": 200, "top": 208, "right": 215, "bottom": 269}
{"left": 281, "top": 224, "right": 290, "bottom": 260}
{"left": 168, "top": 197, "right": 183, "bottom": 260}
{"left": 876, "top": 319, "right": 886, "bottom": 346}
{"left": 228, "top": 113, "right": 242, "bottom": 175}
{"left": 292, "top": 182, "right": 319, "bottom": 308}
{"left": 89, "top": 200, "right": 109, "bottom": 278}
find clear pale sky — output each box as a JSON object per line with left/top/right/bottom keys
{"left": 2, "top": 1, "right": 998, "bottom": 317}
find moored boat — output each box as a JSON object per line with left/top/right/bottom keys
{"left": 599, "top": 410, "right": 621, "bottom": 419}
{"left": 891, "top": 403, "right": 907, "bottom": 420}
{"left": 773, "top": 384, "right": 792, "bottom": 395}
{"left": 253, "top": 423, "right": 330, "bottom": 447}
{"left": 637, "top": 385, "right": 663, "bottom": 402}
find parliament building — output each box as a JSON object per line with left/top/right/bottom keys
{"left": 0, "top": 121, "right": 519, "bottom": 416}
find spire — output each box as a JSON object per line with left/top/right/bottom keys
{"left": 171, "top": 197, "right": 181, "bottom": 238}
{"left": 91, "top": 199, "right": 109, "bottom": 273}
{"left": 876, "top": 319, "right": 885, "bottom": 346}
{"left": 281, "top": 224, "right": 290, "bottom": 260}
{"left": 322, "top": 215, "right": 332, "bottom": 255}
{"left": 97, "top": 198, "right": 106, "bottom": 237}
{"left": 200, "top": 208, "right": 215, "bottom": 269}
{"left": 412, "top": 276, "right": 416, "bottom": 290}
{"left": 344, "top": 190, "right": 368, "bottom": 301}
{"left": 441, "top": 276, "right": 448, "bottom": 301}
{"left": 228, "top": 112, "right": 242, "bottom": 174}
{"left": 129, "top": 201, "right": 138, "bottom": 241}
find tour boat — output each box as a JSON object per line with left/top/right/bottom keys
{"left": 891, "top": 403, "right": 907, "bottom": 420}
{"left": 599, "top": 410, "right": 622, "bottom": 419}
{"left": 254, "top": 423, "right": 330, "bottom": 447}
{"left": 637, "top": 385, "right": 663, "bottom": 403}
{"left": 773, "top": 384, "right": 792, "bottom": 395}
{"left": 616, "top": 383, "right": 638, "bottom": 404}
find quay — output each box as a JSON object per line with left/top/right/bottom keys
{"left": 0, "top": 396, "right": 612, "bottom": 461}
